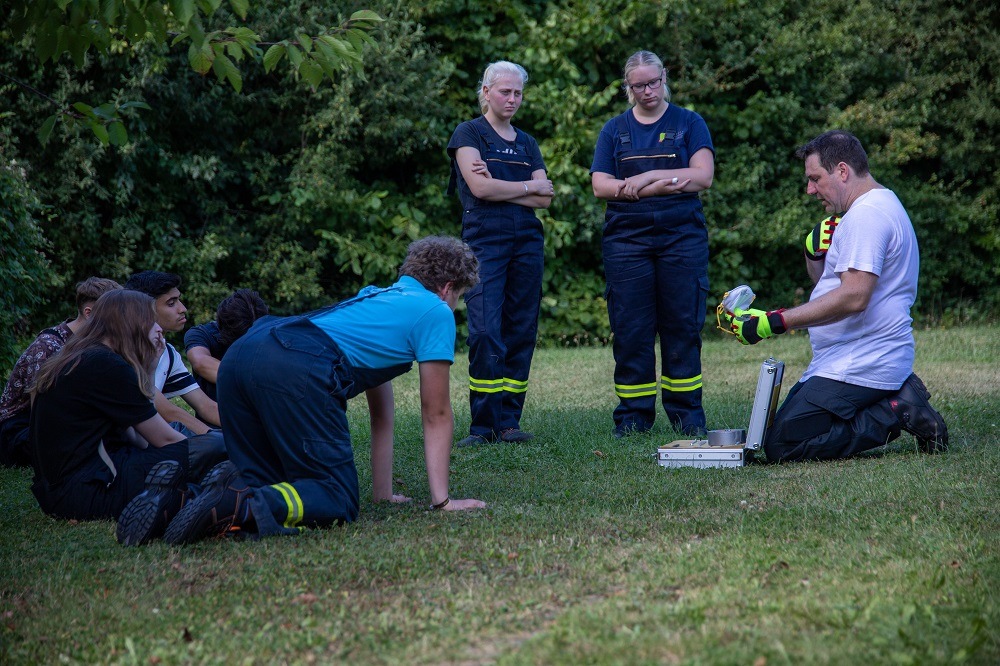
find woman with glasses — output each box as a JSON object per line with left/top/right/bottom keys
{"left": 590, "top": 50, "right": 715, "bottom": 439}
{"left": 447, "top": 61, "right": 553, "bottom": 447}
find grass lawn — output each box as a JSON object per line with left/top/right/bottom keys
{"left": 1, "top": 327, "right": 997, "bottom": 664}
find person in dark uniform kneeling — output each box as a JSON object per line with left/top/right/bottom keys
{"left": 132, "top": 236, "right": 486, "bottom": 545}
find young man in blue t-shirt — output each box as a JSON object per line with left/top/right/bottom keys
{"left": 120, "top": 237, "right": 487, "bottom": 545}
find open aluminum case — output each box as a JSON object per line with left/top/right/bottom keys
{"left": 657, "top": 357, "right": 784, "bottom": 469}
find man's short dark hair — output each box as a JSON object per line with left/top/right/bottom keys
{"left": 75, "top": 277, "right": 122, "bottom": 312}
{"left": 399, "top": 236, "right": 479, "bottom": 293}
{"left": 795, "top": 130, "right": 870, "bottom": 176}
{"left": 124, "top": 270, "right": 182, "bottom": 299}
{"left": 217, "top": 289, "right": 269, "bottom": 347}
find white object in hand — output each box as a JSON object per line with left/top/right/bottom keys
{"left": 722, "top": 284, "right": 755, "bottom": 314}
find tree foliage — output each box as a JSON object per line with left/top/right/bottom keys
{"left": 0, "top": 154, "right": 60, "bottom": 366}
{"left": 2, "top": 0, "right": 998, "bottom": 375}
{"left": 10, "top": 0, "right": 381, "bottom": 145}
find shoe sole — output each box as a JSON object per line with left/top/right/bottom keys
{"left": 117, "top": 460, "right": 184, "bottom": 546}
{"left": 163, "top": 462, "right": 242, "bottom": 545}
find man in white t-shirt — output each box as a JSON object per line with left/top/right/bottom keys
{"left": 723, "top": 130, "right": 947, "bottom": 462}
{"left": 124, "top": 271, "right": 220, "bottom": 435}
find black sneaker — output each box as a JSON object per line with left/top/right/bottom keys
{"left": 889, "top": 373, "right": 949, "bottom": 453}
{"left": 456, "top": 434, "right": 493, "bottom": 448}
{"left": 163, "top": 461, "right": 251, "bottom": 545}
{"left": 117, "top": 460, "right": 187, "bottom": 546}
{"left": 499, "top": 428, "right": 534, "bottom": 443}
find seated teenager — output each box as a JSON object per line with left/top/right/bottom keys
{"left": 1, "top": 277, "right": 121, "bottom": 467}
{"left": 123, "top": 271, "right": 220, "bottom": 434}
{"left": 184, "top": 289, "right": 269, "bottom": 401}
{"left": 28, "top": 290, "right": 194, "bottom": 523}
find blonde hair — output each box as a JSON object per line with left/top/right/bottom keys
{"left": 477, "top": 61, "right": 529, "bottom": 115}
{"left": 622, "top": 50, "right": 671, "bottom": 106}
{"left": 31, "top": 290, "right": 160, "bottom": 399}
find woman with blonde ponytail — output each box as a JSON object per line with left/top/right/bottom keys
{"left": 447, "top": 60, "right": 553, "bottom": 448}
{"left": 591, "top": 50, "right": 716, "bottom": 439}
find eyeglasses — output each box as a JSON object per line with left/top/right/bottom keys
{"left": 628, "top": 75, "right": 663, "bottom": 94}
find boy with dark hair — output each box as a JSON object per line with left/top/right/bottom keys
{"left": 122, "top": 236, "right": 487, "bottom": 545}
{"left": 1, "top": 277, "right": 122, "bottom": 466}
{"left": 123, "top": 270, "right": 220, "bottom": 434}
{"left": 184, "top": 289, "right": 269, "bottom": 401}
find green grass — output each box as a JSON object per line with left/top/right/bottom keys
{"left": 2, "top": 327, "right": 997, "bottom": 664}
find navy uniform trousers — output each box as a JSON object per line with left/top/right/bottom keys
{"left": 218, "top": 311, "right": 405, "bottom": 537}
{"left": 764, "top": 376, "right": 901, "bottom": 462}
{"left": 462, "top": 153, "right": 543, "bottom": 440}
{"left": 603, "top": 142, "right": 708, "bottom": 435}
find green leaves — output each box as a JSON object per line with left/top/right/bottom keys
{"left": 16, "top": 1, "right": 382, "bottom": 96}
{"left": 188, "top": 41, "right": 213, "bottom": 75}
{"left": 248, "top": 13, "right": 383, "bottom": 90}
{"left": 229, "top": 0, "right": 249, "bottom": 20}
{"left": 37, "top": 99, "right": 151, "bottom": 147}
{"left": 212, "top": 51, "right": 242, "bottom": 92}
{"left": 169, "top": 0, "right": 196, "bottom": 26}
{"left": 262, "top": 44, "right": 285, "bottom": 72}
{"left": 37, "top": 114, "right": 58, "bottom": 144}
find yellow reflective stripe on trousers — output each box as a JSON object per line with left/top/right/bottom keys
{"left": 502, "top": 377, "right": 528, "bottom": 394}
{"left": 470, "top": 377, "right": 504, "bottom": 393}
{"left": 660, "top": 374, "right": 703, "bottom": 392}
{"left": 271, "top": 482, "right": 304, "bottom": 528}
{"left": 615, "top": 382, "right": 658, "bottom": 398}
{"left": 470, "top": 377, "right": 529, "bottom": 393}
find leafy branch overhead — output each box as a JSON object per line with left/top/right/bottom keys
{"left": 12, "top": 0, "right": 382, "bottom": 144}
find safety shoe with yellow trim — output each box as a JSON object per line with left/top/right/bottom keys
{"left": 117, "top": 460, "right": 188, "bottom": 546}
{"left": 164, "top": 461, "right": 251, "bottom": 545}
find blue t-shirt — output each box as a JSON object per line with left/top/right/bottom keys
{"left": 590, "top": 104, "right": 714, "bottom": 177}
{"left": 309, "top": 276, "right": 456, "bottom": 370}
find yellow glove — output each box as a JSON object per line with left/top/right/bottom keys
{"left": 804, "top": 215, "right": 841, "bottom": 260}
{"left": 730, "top": 308, "right": 787, "bottom": 345}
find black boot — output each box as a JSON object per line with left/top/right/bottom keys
{"left": 888, "top": 374, "right": 948, "bottom": 453}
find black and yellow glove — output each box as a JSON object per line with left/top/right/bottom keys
{"left": 804, "top": 215, "right": 841, "bottom": 261}
{"left": 730, "top": 308, "right": 788, "bottom": 345}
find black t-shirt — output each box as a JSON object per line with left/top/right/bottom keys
{"left": 30, "top": 346, "right": 157, "bottom": 488}
{"left": 184, "top": 321, "right": 226, "bottom": 400}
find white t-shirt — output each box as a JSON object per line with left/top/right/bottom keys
{"left": 154, "top": 343, "right": 199, "bottom": 399}
{"left": 802, "top": 188, "right": 919, "bottom": 390}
